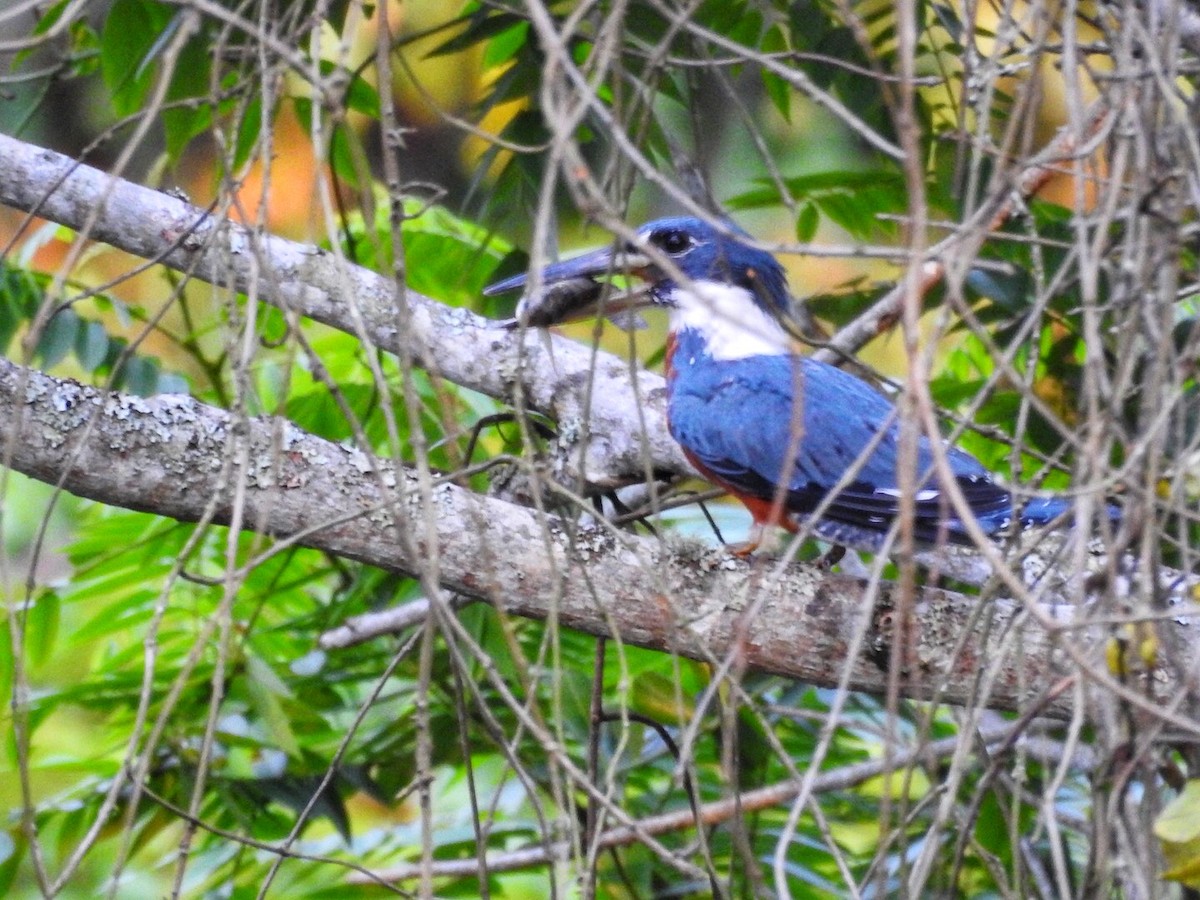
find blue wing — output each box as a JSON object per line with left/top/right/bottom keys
{"left": 667, "top": 349, "right": 1035, "bottom": 542}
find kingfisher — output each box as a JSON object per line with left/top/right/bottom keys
{"left": 485, "top": 216, "right": 1085, "bottom": 551}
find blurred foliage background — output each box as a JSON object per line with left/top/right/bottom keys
{"left": 1, "top": 0, "right": 1198, "bottom": 897}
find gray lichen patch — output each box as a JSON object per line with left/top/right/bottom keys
{"left": 436, "top": 304, "right": 478, "bottom": 335}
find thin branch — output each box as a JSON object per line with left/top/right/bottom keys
{"left": 347, "top": 718, "right": 1060, "bottom": 884}
{"left": 814, "top": 99, "right": 1115, "bottom": 364}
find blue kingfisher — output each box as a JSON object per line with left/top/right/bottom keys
{"left": 486, "top": 216, "right": 1093, "bottom": 550}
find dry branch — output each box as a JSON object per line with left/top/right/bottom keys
{"left": 813, "top": 100, "right": 1114, "bottom": 363}
{"left": 350, "top": 717, "right": 1061, "bottom": 884}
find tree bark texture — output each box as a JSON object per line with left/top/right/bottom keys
{"left": 0, "top": 133, "right": 1195, "bottom": 723}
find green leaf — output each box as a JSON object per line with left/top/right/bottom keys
{"left": 795, "top": 203, "right": 819, "bottom": 242}
{"left": 245, "top": 654, "right": 302, "bottom": 760}
{"left": 19, "top": 1, "right": 97, "bottom": 75}
{"left": 327, "top": 123, "right": 366, "bottom": 188}
{"left": 67, "top": 18, "right": 103, "bottom": 78}
{"left": 291, "top": 96, "right": 313, "bottom": 133}
{"left": 728, "top": 170, "right": 909, "bottom": 239}
{"left": 932, "top": 3, "right": 965, "bottom": 41}
{"left": 31, "top": 0, "right": 71, "bottom": 37}
{"left": 116, "top": 354, "right": 160, "bottom": 396}
{"left": 156, "top": 372, "right": 190, "bottom": 395}
{"left": 74, "top": 319, "right": 110, "bottom": 372}
{"left": 430, "top": 9, "right": 526, "bottom": 56}
{"left": 762, "top": 69, "right": 791, "bottom": 122}
{"left": 231, "top": 94, "right": 264, "bottom": 171}
{"left": 965, "top": 265, "right": 1033, "bottom": 309}
{"left": 343, "top": 198, "right": 513, "bottom": 307}
{"left": 36, "top": 307, "right": 79, "bottom": 369}
{"left": 24, "top": 591, "right": 60, "bottom": 668}
{"left": 100, "top": 0, "right": 175, "bottom": 118}
{"left": 0, "top": 831, "right": 19, "bottom": 896}
{"left": 286, "top": 383, "right": 378, "bottom": 442}
{"left": 313, "top": 60, "right": 380, "bottom": 119}
{"left": 69, "top": 587, "right": 162, "bottom": 644}
{"left": 724, "top": 6, "right": 765, "bottom": 49}
{"left": 804, "top": 281, "right": 879, "bottom": 326}
{"left": 0, "top": 285, "right": 20, "bottom": 356}
{"left": 482, "top": 20, "right": 530, "bottom": 67}
{"left": 162, "top": 31, "right": 212, "bottom": 161}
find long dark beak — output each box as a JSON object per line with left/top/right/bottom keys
{"left": 484, "top": 245, "right": 651, "bottom": 296}
{"left": 484, "top": 244, "right": 654, "bottom": 328}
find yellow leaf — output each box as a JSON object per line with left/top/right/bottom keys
{"left": 1156, "top": 780, "right": 1200, "bottom": 887}
{"left": 1156, "top": 781, "right": 1200, "bottom": 842}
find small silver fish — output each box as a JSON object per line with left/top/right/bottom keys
{"left": 498, "top": 278, "right": 648, "bottom": 331}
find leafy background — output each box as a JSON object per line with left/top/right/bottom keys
{"left": 2, "top": 0, "right": 1198, "bottom": 897}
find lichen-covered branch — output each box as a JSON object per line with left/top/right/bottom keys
{"left": 0, "top": 132, "right": 684, "bottom": 488}
{"left": 0, "top": 355, "right": 1107, "bottom": 712}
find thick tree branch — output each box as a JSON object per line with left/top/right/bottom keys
{"left": 0, "top": 132, "right": 684, "bottom": 488}
{"left": 0, "top": 355, "right": 1118, "bottom": 713}
{"left": 2, "top": 134, "right": 1196, "bottom": 731}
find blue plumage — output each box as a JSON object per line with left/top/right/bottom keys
{"left": 666, "top": 328, "right": 1069, "bottom": 544}
{"left": 486, "top": 216, "right": 1090, "bottom": 547}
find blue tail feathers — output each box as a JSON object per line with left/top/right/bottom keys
{"left": 1016, "top": 496, "right": 1074, "bottom": 528}
{"left": 974, "top": 496, "right": 1119, "bottom": 539}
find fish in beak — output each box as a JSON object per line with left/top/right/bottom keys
{"left": 484, "top": 243, "right": 655, "bottom": 331}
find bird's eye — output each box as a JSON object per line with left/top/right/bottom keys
{"left": 653, "top": 229, "right": 693, "bottom": 255}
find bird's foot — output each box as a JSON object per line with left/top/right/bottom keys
{"left": 726, "top": 524, "right": 765, "bottom": 558}
{"left": 726, "top": 540, "right": 760, "bottom": 558}
{"left": 818, "top": 544, "right": 847, "bottom": 569}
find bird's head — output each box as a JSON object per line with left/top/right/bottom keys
{"left": 485, "top": 218, "right": 794, "bottom": 353}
